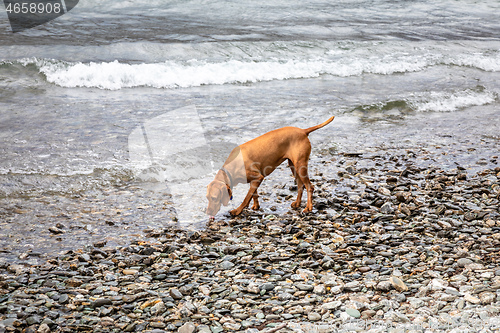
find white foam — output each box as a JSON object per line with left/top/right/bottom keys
{"left": 409, "top": 88, "right": 497, "bottom": 112}
{"left": 29, "top": 56, "right": 432, "bottom": 90}
{"left": 13, "top": 41, "right": 500, "bottom": 90}
{"left": 449, "top": 52, "right": 500, "bottom": 72}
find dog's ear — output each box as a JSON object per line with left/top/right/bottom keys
{"left": 222, "top": 185, "right": 232, "bottom": 206}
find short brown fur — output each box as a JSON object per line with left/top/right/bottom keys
{"left": 206, "top": 116, "right": 334, "bottom": 218}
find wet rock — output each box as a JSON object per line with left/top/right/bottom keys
{"left": 392, "top": 312, "right": 410, "bottom": 323}
{"left": 457, "top": 258, "right": 473, "bottom": 267}
{"left": 479, "top": 291, "right": 496, "bottom": 305}
{"left": 122, "top": 269, "right": 138, "bottom": 275}
{"left": 346, "top": 308, "right": 361, "bottom": 319}
{"left": 37, "top": 323, "right": 51, "bottom": 333}
{"left": 260, "top": 283, "right": 275, "bottom": 291}
{"left": 464, "top": 294, "right": 481, "bottom": 304}
{"left": 378, "top": 187, "right": 391, "bottom": 196}
{"left": 308, "top": 312, "right": 321, "bottom": 321}
{"left": 220, "top": 261, "right": 235, "bottom": 270}
{"left": 380, "top": 202, "right": 394, "bottom": 214}
{"left": 376, "top": 280, "right": 392, "bottom": 292}
{"left": 389, "top": 276, "right": 408, "bottom": 292}
{"left": 48, "top": 227, "right": 65, "bottom": 234}
{"left": 77, "top": 253, "right": 91, "bottom": 262}
{"left": 151, "top": 301, "right": 166, "bottom": 315}
{"left": 295, "top": 283, "right": 314, "bottom": 291}
{"left": 26, "top": 315, "right": 41, "bottom": 325}
{"left": 65, "top": 277, "right": 83, "bottom": 287}
{"left": 170, "top": 288, "right": 183, "bottom": 300}
{"left": 222, "top": 322, "right": 241, "bottom": 331}
{"left": 344, "top": 281, "right": 362, "bottom": 291}
{"left": 59, "top": 294, "right": 70, "bottom": 304}
{"left": 178, "top": 322, "right": 196, "bottom": 333}
{"left": 92, "top": 298, "right": 112, "bottom": 308}
{"left": 322, "top": 301, "right": 342, "bottom": 311}
{"left": 395, "top": 192, "right": 410, "bottom": 203}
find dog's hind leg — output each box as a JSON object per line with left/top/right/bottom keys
{"left": 288, "top": 159, "right": 304, "bottom": 209}
{"left": 296, "top": 161, "right": 314, "bottom": 213}
{"left": 291, "top": 152, "right": 313, "bottom": 213}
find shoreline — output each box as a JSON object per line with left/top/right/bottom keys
{"left": 1, "top": 102, "right": 500, "bottom": 262}
{"left": 1, "top": 146, "right": 499, "bottom": 332}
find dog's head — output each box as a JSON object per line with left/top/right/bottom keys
{"left": 206, "top": 180, "right": 232, "bottom": 218}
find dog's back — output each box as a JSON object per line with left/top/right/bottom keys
{"left": 240, "top": 127, "right": 308, "bottom": 164}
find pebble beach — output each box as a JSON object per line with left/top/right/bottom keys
{"left": 1, "top": 145, "right": 499, "bottom": 333}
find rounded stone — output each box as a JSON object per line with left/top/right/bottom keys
{"left": 479, "top": 291, "right": 496, "bottom": 305}
{"left": 376, "top": 280, "right": 392, "bottom": 291}
{"left": 220, "top": 261, "right": 235, "bottom": 270}
{"left": 380, "top": 202, "right": 394, "bottom": 214}
{"left": 308, "top": 312, "right": 321, "bottom": 321}
{"left": 260, "top": 283, "right": 275, "bottom": 291}
{"left": 122, "top": 269, "right": 139, "bottom": 275}
{"left": 222, "top": 322, "right": 241, "bottom": 331}
{"left": 390, "top": 276, "right": 408, "bottom": 292}
{"left": 295, "top": 283, "right": 314, "bottom": 291}
{"left": 58, "top": 294, "right": 70, "bottom": 304}
{"left": 457, "top": 258, "right": 473, "bottom": 268}
{"left": 178, "top": 322, "right": 196, "bottom": 333}
{"left": 346, "top": 308, "right": 361, "bottom": 319}
{"left": 170, "top": 288, "right": 183, "bottom": 300}
{"left": 92, "top": 298, "right": 112, "bottom": 308}
{"left": 151, "top": 301, "right": 166, "bottom": 316}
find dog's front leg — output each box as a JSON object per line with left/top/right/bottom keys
{"left": 230, "top": 177, "right": 263, "bottom": 216}
{"left": 251, "top": 189, "right": 260, "bottom": 210}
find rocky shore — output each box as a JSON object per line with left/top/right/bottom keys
{"left": 1, "top": 150, "right": 500, "bottom": 333}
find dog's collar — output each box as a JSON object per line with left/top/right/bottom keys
{"left": 220, "top": 166, "right": 233, "bottom": 189}
{"left": 220, "top": 166, "right": 233, "bottom": 199}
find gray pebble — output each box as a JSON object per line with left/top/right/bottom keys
{"left": 457, "top": 258, "right": 473, "bottom": 267}
{"left": 170, "top": 288, "right": 183, "bottom": 300}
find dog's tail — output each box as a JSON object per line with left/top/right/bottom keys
{"left": 304, "top": 116, "right": 335, "bottom": 135}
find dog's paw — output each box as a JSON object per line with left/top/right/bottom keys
{"left": 291, "top": 201, "right": 301, "bottom": 209}
{"left": 251, "top": 204, "right": 260, "bottom": 210}
{"left": 229, "top": 209, "right": 240, "bottom": 216}
{"left": 302, "top": 207, "right": 312, "bottom": 213}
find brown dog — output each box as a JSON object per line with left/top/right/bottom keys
{"left": 206, "top": 116, "right": 334, "bottom": 221}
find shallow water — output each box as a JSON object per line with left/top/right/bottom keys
{"left": 0, "top": 76, "right": 498, "bottom": 262}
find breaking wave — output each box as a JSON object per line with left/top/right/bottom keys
{"left": 2, "top": 41, "right": 500, "bottom": 90}
{"left": 353, "top": 87, "right": 497, "bottom": 114}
